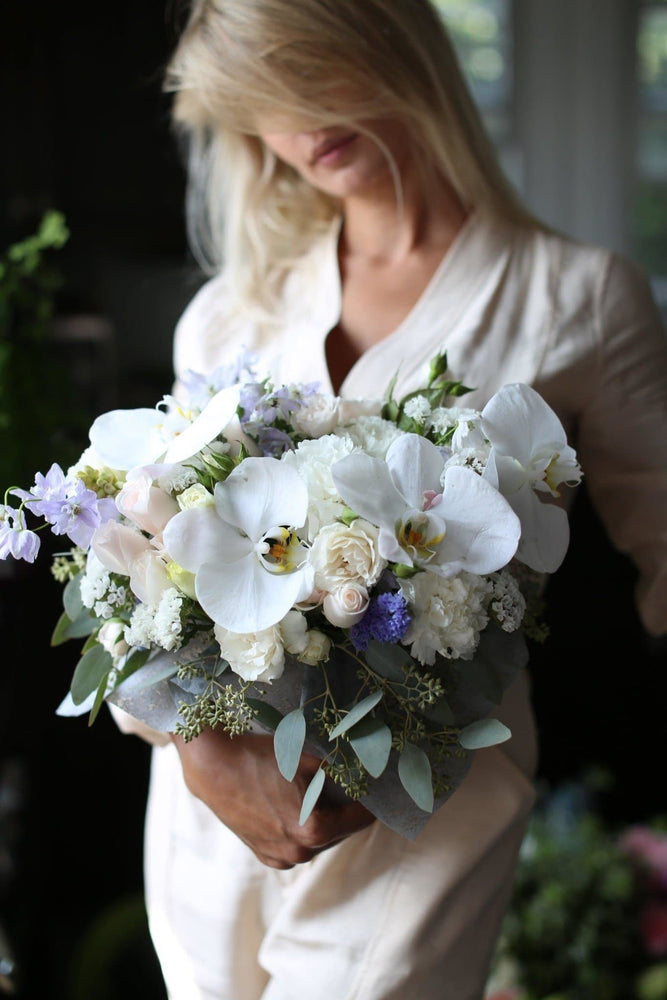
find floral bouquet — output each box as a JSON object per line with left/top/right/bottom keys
{"left": 1, "top": 352, "right": 581, "bottom": 837}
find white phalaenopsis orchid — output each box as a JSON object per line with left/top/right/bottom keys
{"left": 481, "top": 383, "right": 583, "bottom": 573}
{"left": 89, "top": 387, "right": 240, "bottom": 470}
{"left": 331, "top": 434, "right": 520, "bottom": 578}
{"left": 163, "top": 457, "right": 314, "bottom": 633}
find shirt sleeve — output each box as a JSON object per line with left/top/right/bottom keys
{"left": 576, "top": 251, "right": 667, "bottom": 635}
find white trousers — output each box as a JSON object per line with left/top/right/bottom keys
{"left": 144, "top": 672, "right": 537, "bottom": 1000}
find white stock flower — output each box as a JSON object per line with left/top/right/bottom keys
{"left": 400, "top": 571, "right": 492, "bottom": 665}
{"left": 123, "top": 587, "right": 184, "bottom": 652}
{"left": 124, "top": 604, "right": 156, "bottom": 649}
{"left": 490, "top": 569, "right": 526, "bottom": 632}
{"left": 335, "top": 415, "right": 401, "bottom": 459}
{"left": 214, "top": 623, "right": 285, "bottom": 683}
{"left": 323, "top": 583, "right": 370, "bottom": 628}
{"left": 310, "top": 519, "right": 385, "bottom": 591}
{"left": 281, "top": 434, "right": 355, "bottom": 538}
{"left": 80, "top": 551, "right": 111, "bottom": 609}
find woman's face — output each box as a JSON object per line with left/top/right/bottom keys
{"left": 258, "top": 118, "right": 411, "bottom": 200}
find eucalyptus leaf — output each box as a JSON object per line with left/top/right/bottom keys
{"left": 71, "top": 646, "right": 113, "bottom": 705}
{"left": 398, "top": 744, "right": 434, "bottom": 813}
{"left": 328, "top": 690, "right": 383, "bottom": 740}
{"left": 246, "top": 698, "right": 283, "bottom": 732}
{"left": 121, "top": 656, "right": 179, "bottom": 694}
{"left": 51, "top": 608, "right": 98, "bottom": 646}
{"left": 348, "top": 716, "right": 392, "bottom": 778}
{"left": 421, "top": 696, "right": 456, "bottom": 727}
{"left": 63, "top": 573, "right": 84, "bottom": 621}
{"left": 459, "top": 718, "right": 511, "bottom": 750}
{"left": 365, "top": 641, "right": 411, "bottom": 682}
{"left": 114, "top": 648, "right": 151, "bottom": 686}
{"left": 274, "top": 708, "right": 306, "bottom": 782}
{"left": 88, "top": 671, "right": 111, "bottom": 726}
{"left": 299, "top": 768, "right": 326, "bottom": 826}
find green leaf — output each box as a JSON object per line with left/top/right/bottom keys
{"left": 246, "top": 698, "right": 283, "bottom": 732}
{"left": 392, "top": 563, "right": 419, "bottom": 579}
{"left": 121, "top": 657, "right": 179, "bottom": 694}
{"left": 51, "top": 608, "right": 98, "bottom": 647}
{"left": 339, "top": 506, "right": 359, "bottom": 527}
{"left": 421, "top": 697, "right": 456, "bottom": 727}
{"left": 348, "top": 716, "right": 392, "bottom": 778}
{"left": 63, "top": 572, "right": 84, "bottom": 621}
{"left": 328, "top": 690, "right": 383, "bottom": 740}
{"left": 88, "top": 671, "right": 111, "bottom": 726}
{"left": 274, "top": 708, "right": 306, "bottom": 782}
{"left": 299, "top": 767, "right": 326, "bottom": 826}
{"left": 459, "top": 718, "right": 511, "bottom": 750}
{"left": 114, "top": 647, "right": 151, "bottom": 686}
{"left": 71, "top": 645, "right": 113, "bottom": 705}
{"left": 365, "top": 641, "right": 411, "bottom": 682}
{"left": 464, "top": 657, "right": 504, "bottom": 704}
{"left": 398, "top": 744, "right": 434, "bottom": 812}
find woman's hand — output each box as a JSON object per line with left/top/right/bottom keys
{"left": 171, "top": 727, "right": 375, "bottom": 869}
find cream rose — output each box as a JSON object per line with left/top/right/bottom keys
{"left": 310, "top": 519, "right": 386, "bottom": 591}
{"left": 177, "top": 483, "right": 215, "bottom": 510}
{"left": 323, "top": 583, "right": 369, "bottom": 628}
{"left": 214, "top": 624, "right": 285, "bottom": 683}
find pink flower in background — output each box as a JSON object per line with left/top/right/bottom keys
{"left": 641, "top": 900, "right": 667, "bottom": 956}
{"left": 620, "top": 826, "right": 667, "bottom": 892}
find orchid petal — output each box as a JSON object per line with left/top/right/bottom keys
{"left": 214, "top": 458, "right": 308, "bottom": 541}
{"left": 163, "top": 506, "right": 251, "bottom": 574}
{"left": 164, "top": 386, "right": 240, "bottom": 464}
{"left": 481, "top": 384, "right": 567, "bottom": 466}
{"left": 90, "top": 409, "right": 167, "bottom": 470}
{"left": 385, "top": 434, "right": 446, "bottom": 509}
{"left": 196, "top": 556, "right": 314, "bottom": 632}
{"left": 378, "top": 526, "right": 411, "bottom": 565}
{"left": 433, "top": 467, "right": 520, "bottom": 576}
{"left": 508, "top": 484, "right": 570, "bottom": 573}
{"left": 331, "top": 453, "right": 406, "bottom": 530}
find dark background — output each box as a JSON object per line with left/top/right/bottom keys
{"left": 1, "top": 4, "right": 665, "bottom": 999}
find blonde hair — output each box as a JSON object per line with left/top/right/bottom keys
{"left": 166, "top": 0, "right": 534, "bottom": 319}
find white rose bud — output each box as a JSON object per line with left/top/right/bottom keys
{"left": 323, "top": 583, "right": 369, "bottom": 628}
{"left": 279, "top": 610, "right": 309, "bottom": 655}
{"left": 177, "top": 483, "right": 215, "bottom": 510}
{"left": 298, "top": 629, "right": 332, "bottom": 666}
{"left": 98, "top": 621, "right": 129, "bottom": 659}
{"left": 310, "top": 520, "right": 386, "bottom": 591}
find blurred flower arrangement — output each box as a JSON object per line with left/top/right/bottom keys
{"left": 486, "top": 779, "right": 667, "bottom": 1000}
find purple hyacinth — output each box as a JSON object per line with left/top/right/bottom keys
{"left": 350, "top": 591, "right": 412, "bottom": 652}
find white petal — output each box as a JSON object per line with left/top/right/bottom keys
{"left": 214, "top": 458, "right": 309, "bottom": 540}
{"left": 163, "top": 507, "right": 250, "bottom": 573}
{"left": 164, "top": 386, "right": 240, "bottom": 464}
{"left": 434, "top": 467, "right": 521, "bottom": 575}
{"left": 196, "top": 557, "right": 312, "bottom": 632}
{"left": 509, "top": 484, "right": 570, "bottom": 573}
{"left": 385, "top": 434, "right": 446, "bottom": 509}
{"left": 481, "top": 384, "right": 567, "bottom": 466}
{"left": 90, "top": 409, "right": 167, "bottom": 470}
{"left": 331, "top": 453, "right": 406, "bottom": 529}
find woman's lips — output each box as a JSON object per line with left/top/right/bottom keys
{"left": 311, "top": 133, "right": 358, "bottom": 165}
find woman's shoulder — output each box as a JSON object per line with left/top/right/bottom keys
{"left": 173, "top": 269, "right": 252, "bottom": 379}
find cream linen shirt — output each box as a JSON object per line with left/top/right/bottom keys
{"left": 136, "top": 209, "right": 666, "bottom": 1000}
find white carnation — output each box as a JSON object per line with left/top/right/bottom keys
{"left": 400, "top": 570, "right": 492, "bottom": 665}
{"left": 335, "top": 416, "right": 401, "bottom": 458}
{"left": 310, "top": 519, "right": 385, "bottom": 590}
{"left": 282, "top": 434, "right": 355, "bottom": 538}
{"left": 215, "top": 623, "right": 285, "bottom": 683}
{"left": 291, "top": 393, "right": 340, "bottom": 437}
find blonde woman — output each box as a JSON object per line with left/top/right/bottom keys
{"left": 116, "top": 1, "right": 667, "bottom": 997}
